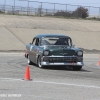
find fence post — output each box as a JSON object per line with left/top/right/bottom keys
{"left": 77, "top": 8, "right": 78, "bottom": 18}
{"left": 12, "top": 6, "right": 14, "bottom": 15}
{"left": 21, "top": 7, "right": 22, "bottom": 15}
{"left": 13, "top": 0, "right": 15, "bottom": 15}
{"left": 27, "top": 1, "right": 29, "bottom": 16}
{"left": 40, "top": 2, "right": 42, "bottom": 16}
{"left": 88, "top": 6, "right": 90, "bottom": 17}
{"left": 81, "top": 9, "right": 82, "bottom": 18}
{"left": 4, "top": 0, "right": 6, "bottom": 13}
{"left": 35, "top": 8, "right": 36, "bottom": 16}
{"left": 54, "top": 3, "right": 55, "bottom": 14}
{"left": 46, "top": 9, "right": 47, "bottom": 16}
{"left": 66, "top": 4, "right": 67, "bottom": 12}
{"left": 99, "top": 7, "right": 100, "bottom": 20}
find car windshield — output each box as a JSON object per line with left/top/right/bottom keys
{"left": 40, "top": 37, "right": 72, "bottom": 46}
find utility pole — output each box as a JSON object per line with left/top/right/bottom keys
{"left": 66, "top": 4, "right": 67, "bottom": 12}
{"left": 4, "top": 0, "right": 6, "bottom": 13}
{"left": 13, "top": 0, "right": 15, "bottom": 15}
{"left": 99, "top": 7, "right": 100, "bottom": 21}
{"left": 54, "top": 3, "right": 55, "bottom": 14}
{"left": 27, "top": 0, "right": 29, "bottom": 15}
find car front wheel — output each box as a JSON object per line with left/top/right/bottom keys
{"left": 72, "top": 66, "right": 82, "bottom": 71}
{"left": 37, "top": 56, "right": 43, "bottom": 68}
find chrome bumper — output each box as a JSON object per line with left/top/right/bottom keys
{"left": 41, "top": 62, "right": 84, "bottom": 66}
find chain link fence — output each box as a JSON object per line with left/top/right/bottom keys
{"left": 0, "top": 1, "right": 100, "bottom": 18}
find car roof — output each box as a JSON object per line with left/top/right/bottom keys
{"left": 35, "top": 34, "right": 70, "bottom": 38}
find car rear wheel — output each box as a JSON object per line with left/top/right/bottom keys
{"left": 72, "top": 66, "right": 82, "bottom": 71}
{"left": 28, "top": 55, "right": 33, "bottom": 65}
{"left": 37, "top": 56, "right": 43, "bottom": 68}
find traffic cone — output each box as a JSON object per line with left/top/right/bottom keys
{"left": 24, "top": 66, "right": 31, "bottom": 80}
{"left": 98, "top": 61, "right": 100, "bottom": 66}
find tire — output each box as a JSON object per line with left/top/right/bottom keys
{"left": 37, "top": 56, "right": 43, "bottom": 68}
{"left": 72, "top": 66, "right": 82, "bottom": 71}
{"left": 27, "top": 55, "right": 33, "bottom": 65}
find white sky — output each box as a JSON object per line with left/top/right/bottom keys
{"left": 0, "top": 0, "right": 100, "bottom": 7}
{"left": 0, "top": 0, "right": 100, "bottom": 15}
{"left": 33, "top": 0, "right": 100, "bottom": 7}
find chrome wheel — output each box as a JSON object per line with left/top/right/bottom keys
{"left": 38, "top": 56, "right": 43, "bottom": 68}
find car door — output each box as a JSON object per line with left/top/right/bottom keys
{"left": 29, "top": 38, "right": 39, "bottom": 63}
{"left": 29, "top": 38, "right": 36, "bottom": 63}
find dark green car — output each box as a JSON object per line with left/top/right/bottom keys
{"left": 25, "top": 34, "right": 84, "bottom": 71}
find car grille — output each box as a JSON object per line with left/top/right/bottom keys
{"left": 43, "top": 57, "right": 77, "bottom": 63}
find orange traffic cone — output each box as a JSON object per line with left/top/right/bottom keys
{"left": 98, "top": 61, "right": 100, "bottom": 66}
{"left": 24, "top": 66, "right": 31, "bottom": 80}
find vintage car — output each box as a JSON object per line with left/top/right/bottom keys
{"left": 25, "top": 34, "right": 84, "bottom": 70}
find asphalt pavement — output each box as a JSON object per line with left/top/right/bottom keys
{"left": 0, "top": 53, "right": 100, "bottom": 100}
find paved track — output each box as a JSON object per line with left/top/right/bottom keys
{"left": 0, "top": 53, "right": 100, "bottom": 100}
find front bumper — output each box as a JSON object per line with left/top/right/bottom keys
{"left": 41, "top": 56, "right": 84, "bottom": 66}
{"left": 41, "top": 62, "right": 84, "bottom": 66}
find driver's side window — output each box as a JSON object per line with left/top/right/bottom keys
{"left": 32, "top": 38, "right": 39, "bottom": 46}
{"left": 32, "top": 38, "right": 37, "bottom": 45}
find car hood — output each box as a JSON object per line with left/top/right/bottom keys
{"left": 42, "top": 45, "right": 81, "bottom": 56}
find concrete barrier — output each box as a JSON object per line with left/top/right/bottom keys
{"left": 0, "top": 14, "right": 100, "bottom": 52}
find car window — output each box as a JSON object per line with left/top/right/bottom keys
{"left": 32, "top": 38, "right": 37, "bottom": 45}
{"left": 35, "top": 38, "right": 39, "bottom": 46}
{"left": 67, "top": 38, "right": 71, "bottom": 46}
{"left": 40, "top": 37, "right": 72, "bottom": 46}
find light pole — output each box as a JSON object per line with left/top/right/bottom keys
{"left": 13, "top": 0, "right": 15, "bottom": 15}
{"left": 4, "top": 0, "right": 6, "bottom": 13}
{"left": 99, "top": 7, "right": 100, "bottom": 20}
{"left": 54, "top": 3, "right": 55, "bottom": 13}
{"left": 27, "top": 0, "right": 29, "bottom": 15}
{"left": 19, "top": 0, "right": 29, "bottom": 15}
{"left": 4, "top": 0, "right": 16, "bottom": 14}
{"left": 66, "top": 4, "right": 67, "bottom": 12}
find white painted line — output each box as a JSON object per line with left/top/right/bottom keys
{"left": 24, "top": 95, "right": 59, "bottom": 99}
{"left": 0, "top": 78, "right": 23, "bottom": 81}
{"left": 0, "top": 78, "right": 100, "bottom": 89}
{"left": 32, "top": 81, "right": 100, "bottom": 89}
{"left": 0, "top": 54, "right": 24, "bottom": 56}
{"left": 0, "top": 53, "right": 23, "bottom": 55}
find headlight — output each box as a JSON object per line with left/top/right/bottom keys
{"left": 77, "top": 51, "right": 83, "bottom": 56}
{"left": 43, "top": 50, "right": 50, "bottom": 56}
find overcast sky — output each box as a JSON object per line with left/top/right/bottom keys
{"left": 0, "top": 0, "right": 100, "bottom": 7}
{"left": 33, "top": 0, "right": 100, "bottom": 7}
{"left": 0, "top": 0, "right": 100, "bottom": 15}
